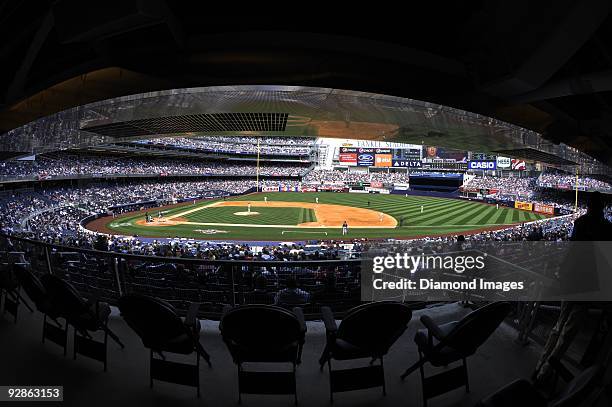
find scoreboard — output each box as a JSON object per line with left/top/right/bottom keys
{"left": 339, "top": 147, "right": 422, "bottom": 167}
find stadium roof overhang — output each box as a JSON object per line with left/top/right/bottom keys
{"left": 0, "top": 85, "right": 601, "bottom": 169}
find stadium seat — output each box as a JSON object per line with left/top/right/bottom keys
{"left": 118, "top": 294, "right": 211, "bottom": 397}
{"left": 319, "top": 302, "right": 413, "bottom": 402}
{"left": 219, "top": 304, "right": 306, "bottom": 404}
{"left": 401, "top": 302, "right": 512, "bottom": 407}
{"left": 13, "top": 266, "right": 66, "bottom": 351}
{"left": 477, "top": 357, "right": 602, "bottom": 407}
{"left": 0, "top": 263, "right": 33, "bottom": 323}
{"left": 41, "top": 274, "right": 124, "bottom": 371}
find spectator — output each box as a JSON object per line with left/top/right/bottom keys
{"left": 570, "top": 191, "right": 612, "bottom": 240}
{"left": 275, "top": 276, "right": 310, "bottom": 305}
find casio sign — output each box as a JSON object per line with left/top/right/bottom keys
{"left": 468, "top": 161, "right": 496, "bottom": 170}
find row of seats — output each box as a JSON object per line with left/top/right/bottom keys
{"left": 0, "top": 264, "right": 601, "bottom": 406}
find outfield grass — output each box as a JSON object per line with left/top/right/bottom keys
{"left": 103, "top": 192, "right": 549, "bottom": 241}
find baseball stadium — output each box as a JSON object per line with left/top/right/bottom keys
{"left": 95, "top": 192, "right": 549, "bottom": 241}
{"left": 1, "top": 4, "right": 612, "bottom": 407}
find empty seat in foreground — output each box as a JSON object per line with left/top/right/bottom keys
{"left": 401, "top": 301, "right": 512, "bottom": 407}
{"left": 319, "top": 301, "right": 413, "bottom": 402}
{"left": 220, "top": 304, "right": 306, "bottom": 404}
{"left": 41, "top": 274, "right": 125, "bottom": 371}
{"left": 118, "top": 294, "right": 211, "bottom": 398}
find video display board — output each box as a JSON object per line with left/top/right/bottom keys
{"left": 339, "top": 146, "right": 422, "bottom": 168}
{"left": 424, "top": 146, "right": 468, "bottom": 162}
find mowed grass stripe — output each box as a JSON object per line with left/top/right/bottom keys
{"left": 479, "top": 206, "right": 504, "bottom": 224}
{"left": 424, "top": 203, "right": 486, "bottom": 226}
{"left": 401, "top": 203, "right": 468, "bottom": 223}
{"left": 490, "top": 208, "right": 511, "bottom": 224}
{"left": 406, "top": 201, "right": 480, "bottom": 224}
{"left": 395, "top": 200, "right": 475, "bottom": 222}
{"left": 468, "top": 206, "right": 498, "bottom": 224}
{"left": 372, "top": 198, "right": 468, "bottom": 214}
{"left": 451, "top": 204, "right": 499, "bottom": 225}
{"left": 505, "top": 209, "right": 516, "bottom": 224}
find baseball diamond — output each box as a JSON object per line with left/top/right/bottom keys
{"left": 89, "top": 192, "right": 549, "bottom": 240}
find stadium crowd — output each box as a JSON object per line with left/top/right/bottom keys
{"left": 303, "top": 169, "right": 410, "bottom": 184}
{"left": 538, "top": 172, "right": 612, "bottom": 191}
{"left": 463, "top": 175, "right": 537, "bottom": 198}
{"left": 0, "top": 179, "right": 258, "bottom": 235}
{"left": 0, "top": 183, "right": 590, "bottom": 263}
{"left": 132, "top": 136, "right": 314, "bottom": 155}
{"left": 0, "top": 154, "right": 310, "bottom": 179}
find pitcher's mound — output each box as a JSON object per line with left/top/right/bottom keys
{"left": 234, "top": 211, "right": 260, "bottom": 216}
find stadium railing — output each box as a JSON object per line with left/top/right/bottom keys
{"left": 0, "top": 233, "right": 363, "bottom": 320}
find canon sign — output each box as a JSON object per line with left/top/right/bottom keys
{"left": 496, "top": 156, "right": 511, "bottom": 169}
{"left": 468, "top": 160, "right": 497, "bottom": 170}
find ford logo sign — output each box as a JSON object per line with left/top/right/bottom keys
{"left": 359, "top": 154, "right": 373, "bottom": 161}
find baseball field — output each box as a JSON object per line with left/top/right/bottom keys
{"left": 88, "top": 192, "right": 550, "bottom": 241}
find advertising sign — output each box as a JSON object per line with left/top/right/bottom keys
{"left": 370, "top": 181, "right": 384, "bottom": 188}
{"left": 339, "top": 152, "right": 357, "bottom": 165}
{"left": 514, "top": 201, "right": 533, "bottom": 211}
{"left": 357, "top": 151, "right": 375, "bottom": 166}
{"left": 365, "top": 187, "right": 390, "bottom": 194}
{"left": 496, "top": 156, "right": 511, "bottom": 169}
{"left": 511, "top": 159, "right": 526, "bottom": 170}
{"left": 468, "top": 160, "right": 497, "bottom": 170}
{"left": 338, "top": 147, "right": 358, "bottom": 166}
{"left": 533, "top": 203, "right": 555, "bottom": 215}
{"left": 392, "top": 160, "right": 422, "bottom": 168}
{"left": 300, "top": 186, "right": 318, "bottom": 192}
{"left": 374, "top": 148, "right": 392, "bottom": 154}
{"left": 374, "top": 154, "right": 392, "bottom": 167}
